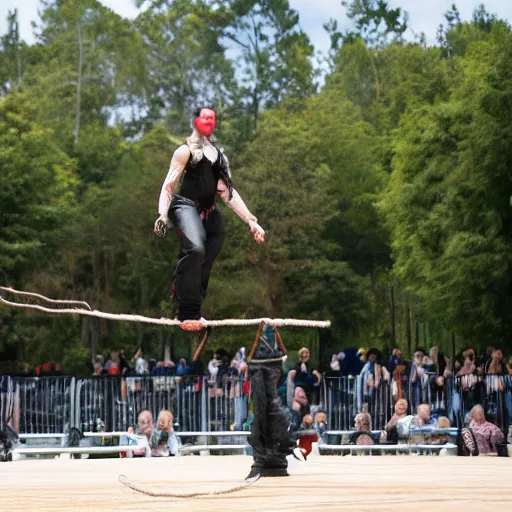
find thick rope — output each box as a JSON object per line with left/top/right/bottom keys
{"left": 0, "top": 292, "right": 331, "bottom": 329}
{"left": 0, "top": 286, "right": 91, "bottom": 310}
{"left": 118, "top": 473, "right": 260, "bottom": 498}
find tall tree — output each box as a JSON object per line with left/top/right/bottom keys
{"left": 380, "top": 27, "right": 512, "bottom": 346}
{"left": 225, "top": 0, "right": 315, "bottom": 131}
{"left": 0, "top": 9, "right": 24, "bottom": 94}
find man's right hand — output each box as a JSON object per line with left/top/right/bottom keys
{"left": 154, "top": 215, "right": 170, "bottom": 237}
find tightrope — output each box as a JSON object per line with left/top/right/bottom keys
{"left": 0, "top": 287, "right": 331, "bottom": 329}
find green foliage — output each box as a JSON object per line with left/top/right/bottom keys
{"left": 1, "top": 1, "right": 512, "bottom": 371}
{"left": 380, "top": 27, "right": 512, "bottom": 347}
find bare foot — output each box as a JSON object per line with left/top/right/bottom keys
{"left": 179, "top": 319, "right": 204, "bottom": 331}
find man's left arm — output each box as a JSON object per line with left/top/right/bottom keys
{"left": 217, "top": 179, "right": 265, "bottom": 244}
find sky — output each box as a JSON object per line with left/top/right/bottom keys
{"left": 1, "top": 0, "right": 512, "bottom": 56}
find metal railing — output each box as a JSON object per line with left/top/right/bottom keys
{"left": 1, "top": 372, "right": 510, "bottom": 436}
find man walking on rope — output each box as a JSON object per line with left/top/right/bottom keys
{"left": 154, "top": 107, "right": 265, "bottom": 330}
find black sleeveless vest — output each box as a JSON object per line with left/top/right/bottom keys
{"left": 179, "top": 145, "right": 232, "bottom": 211}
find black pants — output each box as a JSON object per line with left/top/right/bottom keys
{"left": 247, "top": 361, "right": 295, "bottom": 477}
{"left": 170, "top": 195, "right": 225, "bottom": 320}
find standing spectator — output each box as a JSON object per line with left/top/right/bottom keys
{"left": 454, "top": 348, "right": 483, "bottom": 422}
{"left": 339, "top": 348, "right": 364, "bottom": 376}
{"left": 133, "top": 348, "right": 149, "bottom": 375}
{"left": 325, "top": 353, "right": 343, "bottom": 378}
{"left": 118, "top": 350, "right": 131, "bottom": 376}
{"left": 483, "top": 346, "right": 495, "bottom": 374}
{"left": 487, "top": 349, "right": 507, "bottom": 376}
{"left": 290, "top": 387, "right": 310, "bottom": 432}
{"left": 105, "top": 351, "right": 120, "bottom": 375}
{"left": 359, "top": 348, "right": 389, "bottom": 414}
{"left": 208, "top": 352, "right": 220, "bottom": 383}
{"left": 410, "top": 348, "right": 428, "bottom": 407}
{"left": 176, "top": 358, "right": 192, "bottom": 377}
{"left": 468, "top": 405, "right": 505, "bottom": 455}
{"left": 289, "top": 347, "right": 322, "bottom": 404}
{"left": 388, "top": 348, "right": 403, "bottom": 374}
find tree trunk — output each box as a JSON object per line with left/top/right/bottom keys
{"left": 389, "top": 284, "right": 396, "bottom": 346}
{"left": 405, "top": 298, "right": 412, "bottom": 356}
{"left": 74, "top": 21, "right": 83, "bottom": 145}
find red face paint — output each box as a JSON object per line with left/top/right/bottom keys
{"left": 194, "top": 108, "right": 216, "bottom": 137}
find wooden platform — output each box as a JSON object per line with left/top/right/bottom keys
{"left": 2, "top": 455, "right": 511, "bottom": 511}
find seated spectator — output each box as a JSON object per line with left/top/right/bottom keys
{"left": 122, "top": 409, "right": 156, "bottom": 457}
{"left": 313, "top": 409, "right": 328, "bottom": 441}
{"left": 468, "top": 405, "right": 505, "bottom": 455}
{"left": 349, "top": 408, "right": 376, "bottom": 445}
{"left": 425, "top": 416, "right": 451, "bottom": 445}
{"left": 385, "top": 398, "right": 408, "bottom": 443}
{"left": 152, "top": 410, "right": 180, "bottom": 457}
{"left": 297, "top": 414, "right": 318, "bottom": 459}
{"left": 411, "top": 404, "right": 437, "bottom": 429}
{"left": 289, "top": 347, "right": 322, "bottom": 404}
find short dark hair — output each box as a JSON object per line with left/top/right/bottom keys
{"left": 193, "top": 106, "right": 216, "bottom": 118}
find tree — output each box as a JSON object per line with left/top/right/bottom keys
{"left": 128, "top": 0, "right": 237, "bottom": 137}
{"left": 225, "top": 0, "right": 315, "bottom": 131}
{"left": 380, "top": 27, "right": 512, "bottom": 347}
{"left": 339, "top": 0, "right": 408, "bottom": 48}
{"left": 0, "top": 9, "right": 24, "bottom": 94}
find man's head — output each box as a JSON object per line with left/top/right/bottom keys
{"left": 392, "top": 348, "right": 401, "bottom": 360}
{"left": 414, "top": 348, "right": 426, "bottom": 365}
{"left": 137, "top": 410, "right": 154, "bottom": 436}
{"left": 355, "top": 411, "right": 371, "bottom": 431}
{"left": 416, "top": 404, "right": 431, "bottom": 423}
{"left": 193, "top": 107, "right": 216, "bottom": 137}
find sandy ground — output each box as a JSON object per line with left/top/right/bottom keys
{"left": 2, "top": 455, "right": 511, "bottom": 511}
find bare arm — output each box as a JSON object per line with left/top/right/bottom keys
{"left": 217, "top": 179, "right": 265, "bottom": 243}
{"left": 154, "top": 145, "right": 190, "bottom": 236}
{"left": 158, "top": 144, "right": 190, "bottom": 216}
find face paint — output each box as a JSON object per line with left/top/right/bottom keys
{"left": 194, "top": 108, "right": 216, "bottom": 137}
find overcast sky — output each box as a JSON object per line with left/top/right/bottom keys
{"left": 2, "top": 0, "right": 512, "bottom": 55}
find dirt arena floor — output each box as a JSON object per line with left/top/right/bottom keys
{"left": 2, "top": 455, "right": 511, "bottom": 511}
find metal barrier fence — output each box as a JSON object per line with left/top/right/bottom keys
{"left": 1, "top": 372, "right": 510, "bottom": 435}
{"left": 16, "top": 377, "right": 75, "bottom": 434}
{"left": 320, "top": 373, "right": 511, "bottom": 431}
{"left": 10, "top": 374, "right": 247, "bottom": 434}
{"left": 0, "top": 375, "right": 15, "bottom": 431}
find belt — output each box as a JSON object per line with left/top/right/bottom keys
{"left": 197, "top": 202, "right": 216, "bottom": 220}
